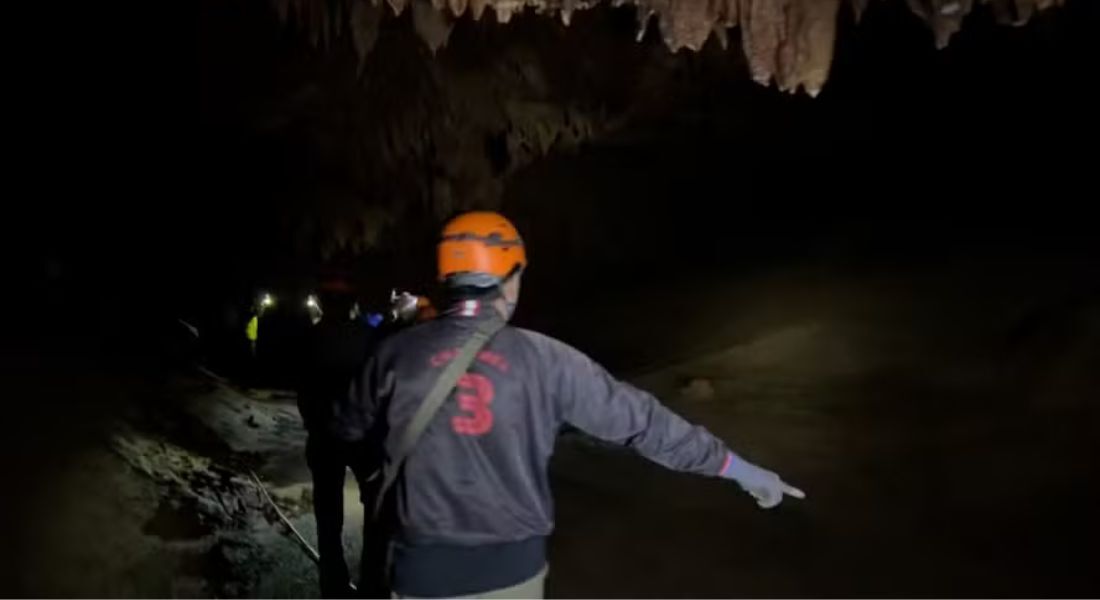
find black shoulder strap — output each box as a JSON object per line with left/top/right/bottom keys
{"left": 371, "top": 316, "right": 505, "bottom": 521}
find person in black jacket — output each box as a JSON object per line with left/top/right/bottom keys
{"left": 350, "top": 212, "right": 805, "bottom": 598}
{"left": 297, "top": 281, "right": 380, "bottom": 598}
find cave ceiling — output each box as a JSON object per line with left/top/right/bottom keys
{"left": 202, "top": 0, "right": 1074, "bottom": 263}
{"left": 274, "top": 0, "right": 1064, "bottom": 96}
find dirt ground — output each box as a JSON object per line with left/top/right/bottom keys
{"left": 3, "top": 256, "right": 1097, "bottom": 597}
{"left": 548, "top": 260, "right": 1099, "bottom": 597}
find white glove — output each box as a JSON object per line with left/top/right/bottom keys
{"left": 720, "top": 452, "right": 805, "bottom": 509}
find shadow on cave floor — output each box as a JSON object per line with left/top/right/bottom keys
{"left": 2, "top": 256, "right": 1098, "bottom": 597}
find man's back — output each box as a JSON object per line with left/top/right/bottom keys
{"left": 299, "top": 316, "right": 376, "bottom": 435}
{"left": 366, "top": 312, "right": 560, "bottom": 545}
{"left": 358, "top": 303, "right": 732, "bottom": 596}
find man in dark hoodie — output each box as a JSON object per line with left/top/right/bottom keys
{"left": 351, "top": 212, "right": 806, "bottom": 598}
{"left": 297, "top": 280, "right": 379, "bottom": 598}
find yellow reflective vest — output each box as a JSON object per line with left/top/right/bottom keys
{"left": 245, "top": 315, "right": 259, "bottom": 342}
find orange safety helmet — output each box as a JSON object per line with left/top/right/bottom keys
{"left": 438, "top": 211, "right": 527, "bottom": 287}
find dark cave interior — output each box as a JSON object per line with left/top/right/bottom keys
{"left": 3, "top": 0, "right": 1098, "bottom": 596}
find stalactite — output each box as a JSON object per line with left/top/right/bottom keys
{"left": 274, "top": 0, "right": 1064, "bottom": 94}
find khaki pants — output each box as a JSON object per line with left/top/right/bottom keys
{"left": 393, "top": 565, "right": 548, "bottom": 599}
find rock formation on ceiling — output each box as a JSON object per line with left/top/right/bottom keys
{"left": 273, "top": 0, "right": 1064, "bottom": 96}
{"left": 204, "top": 0, "right": 1076, "bottom": 264}
{"left": 237, "top": 7, "right": 727, "bottom": 261}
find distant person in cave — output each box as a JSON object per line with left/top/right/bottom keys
{"left": 245, "top": 310, "right": 259, "bottom": 358}
{"left": 246, "top": 291, "right": 275, "bottom": 359}
{"left": 296, "top": 279, "right": 380, "bottom": 598}
{"left": 389, "top": 289, "right": 439, "bottom": 326}
{"left": 371, "top": 290, "right": 438, "bottom": 343}
{"left": 346, "top": 212, "right": 806, "bottom": 598}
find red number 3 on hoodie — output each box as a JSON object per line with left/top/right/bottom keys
{"left": 452, "top": 373, "right": 494, "bottom": 435}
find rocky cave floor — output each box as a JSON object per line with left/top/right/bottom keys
{"left": 4, "top": 257, "right": 1098, "bottom": 597}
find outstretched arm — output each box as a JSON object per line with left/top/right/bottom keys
{"left": 551, "top": 339, "right": 804, "bottom": 508}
